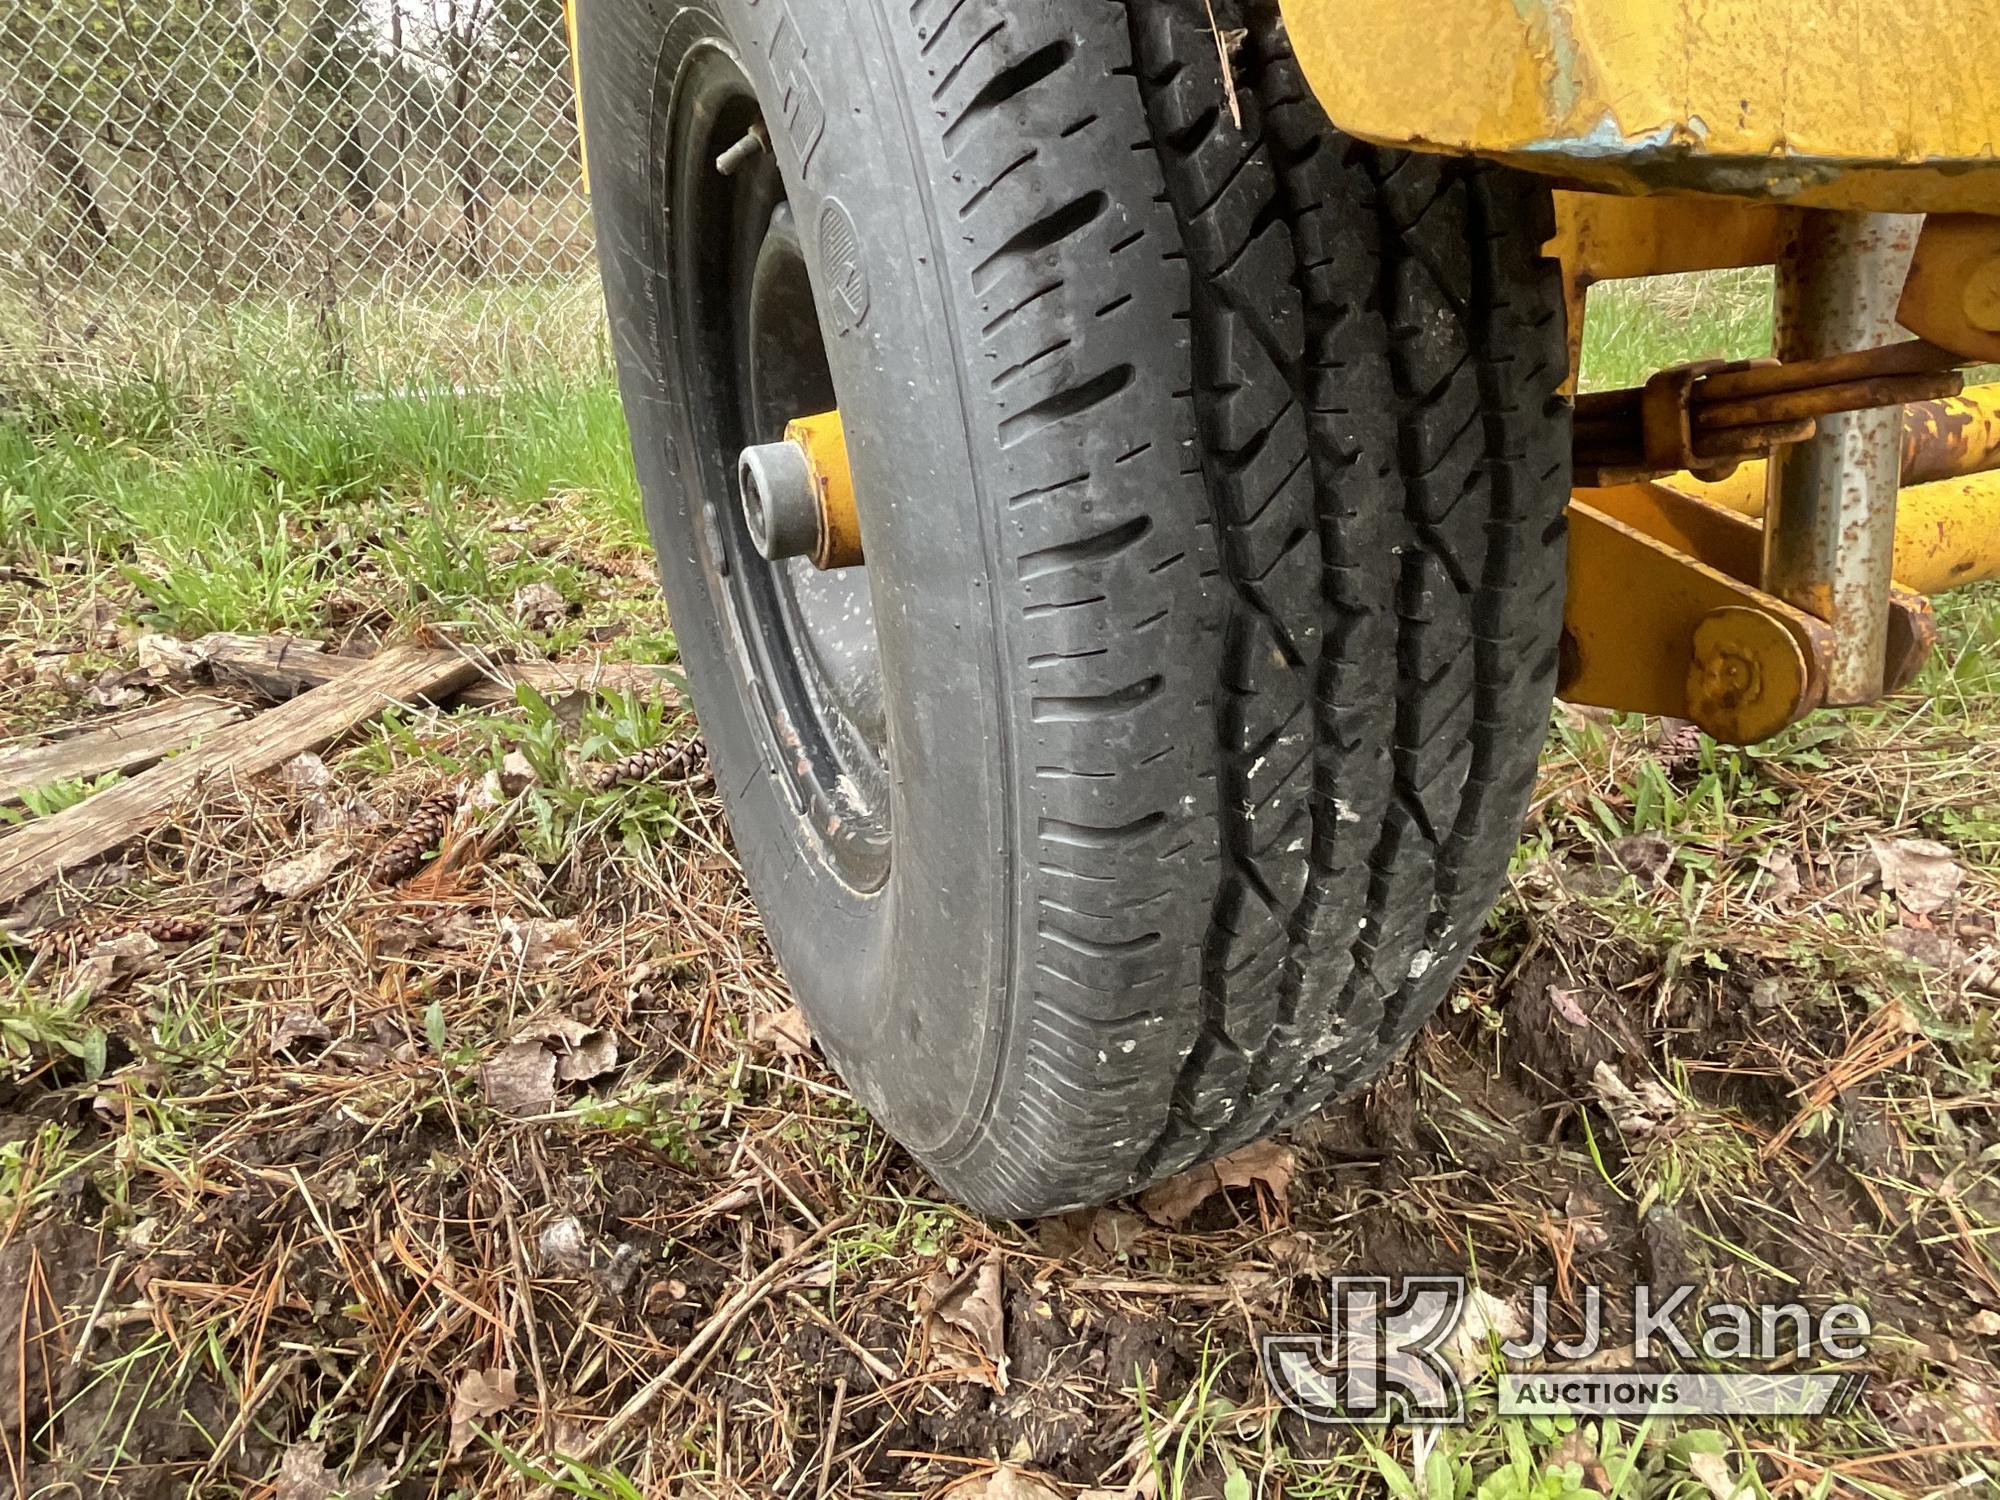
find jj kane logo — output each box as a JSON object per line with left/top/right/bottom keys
{"left": 1260, "top": 1278, "right": 1872, "bottom": 1427}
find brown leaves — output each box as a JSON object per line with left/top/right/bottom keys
{"left": 752, "top": 1003, "right": 814, "bottom": 1059}
{"left": 1136, "top": 1139, "right": 1294, "bottom": 1226}
{"left": 447, "top": 1365, "right": 518, "bottom": 1459}
{"left": 1866, "top": 835, "right": 1962, "bottom": 916}
{"left": 949, "top": 1467, "right": 1066, "bottom": 1500}
{"left": 1591, "top": 1061, "right": 1681, "bottom": 1137}
{"left": 480, "top": 1017, "right": 620, "bottom": 1114}
{"left": 510, "top": 582, "right": 572, "bottom": 631}
{"left": 274, "top": 1442, "right": 389, "bottom": 1500}
{"left": 261, "top": 839, "right": 356, "bottom": 900}
{"left": 918, "top": 1252, "right": 1009, "bottom": 1392}
{"left": 500, "top": 915, "right": 584, "bottom": 969}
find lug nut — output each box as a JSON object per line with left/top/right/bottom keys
{"left": 738, "top": 438, "right": 821, "bottom": 563}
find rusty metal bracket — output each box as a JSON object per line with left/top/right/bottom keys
{"left": 1575, "top": 341, "right": 1966, "bottom": 486}
{"left": 1561, "top": 483, "right": 1938, "bottom": 743}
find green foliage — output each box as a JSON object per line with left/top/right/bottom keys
{"left": 0, "top": 971, "right": 109, "bottom": 1081}
{"left": 0, "top": 374, "right": 643, "bottom": 636}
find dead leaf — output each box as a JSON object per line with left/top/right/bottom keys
{"left": 480, "top": 1017, "right": 619, "bottom": 1114}
{"left": 500, "top": 915, "right": 584, "bottom": 969}
{"left": 1547, "top": 985, "right": 1592, "bottom": 1027}
{"left": 89, "top": 676, "right": 147, "bottom": 710}
{"left": 1609, "top": 832, "right": 1673, "bottom": 885}
{"left": 1866, "top": 835, "right": 1962, "bottom": 915}
{"left": 447, "top": 1365, "right": 518, "bottom": 1459}
{"left": 30, "top": 652, "right": 77, "bottom": 689}
{"left": 753, "top": 1004, "right": 814, "bottom": 1058}
{"left": 135, "top": 634, "right": 210, "bottom": 681}
{"left": 270, "top": 1009, "right": 332, "bottom": 1055}
{"left": 538, "top": 1215, "right": 593, "bottom": 1270}
{"left": 1591, "top": 1061, "right": 1680, "bottom": 1137}
{"left": 475, "top": 749, "right": 541, "bottom": 809}
{"left": 274, "top": 1441, "right": 391, "bottom": 1500}
{"left": 1562, "top": 1186, "right": 1610, "bottom": 1251}
{"left": 1039, "top": 1206, "right": 1146, "bottom": 1263}
{"left": 511, "top": 582, "right": 572, "bottom": 630}
{"left": 261, "top": 840, "right": 355, "bottom": 900}
{"left": 498, "top": 749, "right": 537, "bottom": 793}
{"left": 70, "top": 930, "right": 162, "bottom": 999}
{"left": 308, "top": 791, "right": 384, "bottom": 837}
{"left": 279, "top": 752, "right": 331, "bottom": 792}
{"left": 1755, "top": 847, "right": 1802, "bottom": 911}
{"left": 951, "top": 1467, "right": 1066, "bottom": 1500}
{"left": 481, "top": 1041, "right": 559, "bottom": 1114}
{"left": 920, "top": 1253, "right": 1009, "bottom": 1391}
{"left": 1137, "top": 1139, "right": 1294, "bottom": 1225}
{"left": 555, "top": 1026, "right": 618, "bottom": 1083}
{"left": 1687, "top": 1450, "right": 1750, "bottom": 1500}
{"left": 1445, "top": 1287, "right": 1527, "bottom": 1379}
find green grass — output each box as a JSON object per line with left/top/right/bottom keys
{"left": 0, "top": 373, "right": 652, "bottom": 642}
{"left": 1577, "top": 268, "right": 1775, "bottom": 392}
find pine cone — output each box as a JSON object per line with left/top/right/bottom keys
{"left": 369, "top": 789, "right": 461, "bottom": 887}
{"left": 139, "top": 913, "right": 210, "bottom": 945}
{"left": 44, "top": 912, "right": 209, "bottom": 956}
{"left": 591, "top": 738, "right": 707, "bottom": 793}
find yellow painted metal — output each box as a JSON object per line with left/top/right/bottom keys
{"left": 1658, "top": 418, "right": 2000, "bottom": 595}
{"left": 563, "top": 0, "right": 589, "bottom": 195}
{"left": 1563, "top": 500, "right": 1827, "bottom": 743}
{"left": 1584, "top": 480, "right": 1938, "bottom": 692}
{"left": 1550, "top": 192, "right": 1797, "bottom": 284}
{"left": 785, "top": 410, "right": 865, "bottom": 571}
{"left": 1279, "top": 0, "right": 2000, "bottom": 213}
{"left": 1686, "top": 608, "right": 1815, "bottom": 747}
{"left": 1899, "top": 216, "right": 2000, "bottom": 363}
{"left": 1549, "top": 191, "right": 1798, "bottom": 386}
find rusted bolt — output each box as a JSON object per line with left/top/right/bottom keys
{"left": 1684, "top": 606, "right": 1813, "bottom": 746}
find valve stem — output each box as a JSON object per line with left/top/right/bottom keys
{"left": 715, "top": 123, "right": 768, "bottom": 177}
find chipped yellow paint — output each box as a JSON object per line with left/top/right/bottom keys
{"left": 1280, "top": 0, "right": 2000, "bottom": 212}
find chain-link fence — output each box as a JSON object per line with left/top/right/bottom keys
{"left": 0, "top": 0, "right": 602, "bottom": 390}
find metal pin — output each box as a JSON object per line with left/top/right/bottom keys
{"left": 716, "top": 123, "right": 768, "bottom": 177}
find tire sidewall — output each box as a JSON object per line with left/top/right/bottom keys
{"left": 578, "top": 0, "right": 1017, "bottom": 1158}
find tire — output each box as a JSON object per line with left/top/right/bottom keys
{"left": 577, "top": 0, "right": 1570, "bottom": 1216}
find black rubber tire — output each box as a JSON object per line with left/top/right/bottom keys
{"left": 578, "top": 0, "right": 1570, "bottom": 1217}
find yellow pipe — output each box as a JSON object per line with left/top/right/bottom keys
{"left": 1659, "top": 468, "right": 2000, "bottom": 595}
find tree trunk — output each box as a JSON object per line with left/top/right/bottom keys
{"left": 26, "top": 113, "right": 112, "bottom": 261}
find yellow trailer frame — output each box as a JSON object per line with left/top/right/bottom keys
{"left": 1273, "top": 0, "right": 2000, "bottom": 743}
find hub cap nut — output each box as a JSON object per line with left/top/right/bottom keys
{"left": 739, "top": 439, "right": 821, "bottom": 563}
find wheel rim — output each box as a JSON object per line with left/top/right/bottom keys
{"left": 668, "top": 45, "right": 890, "bottom": 892}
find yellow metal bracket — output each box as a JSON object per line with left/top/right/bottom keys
{"left": 1900, "top": 215, "right": 2000, "bottom": 363}
{"left": 1563, "top": 483, "right": 1938, "bottom": 743}
{"left": 784, "top": 410, "right": 864, "bottom": 571}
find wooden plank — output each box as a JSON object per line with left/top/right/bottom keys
{"left": 202, "top": 634, "right": 679, "bottom": 709}
{"left": 0, "top": 698, "right": 247, "bottom": 807}
{"left": 0, "top": 644, "right": 481, "bottom": 910}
